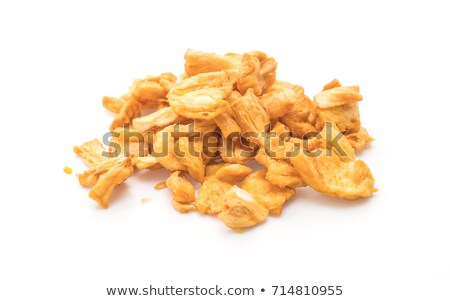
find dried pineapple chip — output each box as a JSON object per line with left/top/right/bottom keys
{"left": 88, "top": 158, "right": 134, "bottom": 208}
{"left": 218, "top": 186, "right": 269, "bottom": 230}
{"left": 346, "top": 127, "right": 374, "bottom": 152}
{"left": 255, "top": 150, "right": 305, "bottom": 189}
{"left": 165, "top": 171, "right": 196, "bottom": 213}
{"left": 237, "top": 52, "right": 277, "bottom": 96}
{"left": 316, "top": 103, "right": 361, "bottom": 133}
{"left": 76, "top": 157, "right": 122, "bottom": 187}
{"left": 290, "top": 149, "right": 377, "bottom": 200}
{"left": 314, "top": 122, "right": 355, "bottom": 161}
{"left": 184, "top": 49, "right": 242, "bottom": 77}
{"left": 175, "top": 137, "right": 205, "bottom": 183}
{"left": 152, "top": 125, "right": 186, "bottom": 172}
{"left": 259, "top": 81, "right": 299, "bottom": 119}
{"left": 130, "top": 73, "right": 176, "bottom": 106}
{"left": 280, "top": 92, "right": 318, "bottom": 138}
{"left": 241, "top": 169, "right": 296, "bottom": 215}
{"left": 73, "top": 139, "right": 111, "bottom": 168}
{"left": 314, "top": 86, "right": 362, "bottom": 109}
{"left": 205, "top": 162, "right": 231, "bottom": 177}
{"left": 132, "top": 106, "right": 187, "bottom": 133}
{"left": 168, "top": 71, "right": 232, "bottom": 120}
{"left": 322, "top": 78, "right": 342, "bottom": 91}
{"left": 213, "top": 102, "right": 242, "bottom": 139}
{"left": 196, "top": 177, "right": 233, "bottom": 214}
{"left": 229, "top": 88, "right": 270, "bottom": 135}
{"left": 135, "top": 155, "right": 162, "bottom": 170}
{"left": 110, "top": 98, "right": 142, "bottom": 131}
{"left": 102, "top": 96, "right": 127, "bottom": 114}
{"left": 215, "top": 164, "right": 252, "bottom": 184}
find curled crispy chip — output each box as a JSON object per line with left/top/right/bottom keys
{"left": 168, "top": 71, "right": 232, "bottom": 120}
{"left": 314, "top": 86, "right": 362, "bottom": 109}
{"left": 215, "top": 164, "right": 252, "bottom": 184}
{"left": 73, "top": 139, "right": 110, "bottom": 168}
{"left": 346, "top": 127, "right": 374, "bottom": 152}
{"left": 88, "top": 158, "right": 134, "bottom": 208}
{"left": 166, "top": 171, "right": 196, "bottom": 212}
{"left": 241, "top": 169, "right": 296, "bottom": 215}
{"left": 218, "top": 186, "right": 269, "bottom": 230}
{"left": 110, "top": 98, "right": 142, "bottom": 131}
{"left": 109, "top": 127, "right": 149, "bottom": 164}
{"left": 290, "top": 149, "right": 377, "bottom": 200}
{"left": 196, "top": 177, "right": 233, "bottom": 214}
{"left": 132, "top": 107, "right": 187, "bottom": 133}
{"left": 102, "top": 96, "right": 127, "bottom": 114}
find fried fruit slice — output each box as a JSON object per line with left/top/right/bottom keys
{"left": 316, "top": 102, "right": 361, "bottom": 133}
{"left": 241, "top": 169, "right": 296, "bottom": 215}
{"left": 346, "top": 127, "right": 374, "bottom": 152}
{"left": 168, "top": 71, "right": 232, "bottom": 120}
{"left": 132, "top": 107, "right": 187, "bottom": 133}
{"left": 166, "top": 171, "right": 196, "bottom": 213}
{"left": 215, "top": 164, "right": 252, "bottom": 184}
{"left": 259, "top": 81, "right": 299, "bottom": 119}
{"left": 110, "top": 98, "right": 142, "bottom": 131}
{"left": 290, "top": 151, "right": 377, "bottom": 200}
{"left": 218, "top": 186, "right": 269, "bottom": 230}
{"left": 229, "top": 89, "right": 270, "bottom": 135}
{"left": 88, "top": 158, "right": 134, "bottom": 208}
{"left": 255, "top": 150, "right": 305, "bottom": 188}
{"left": 196, "top": 177, "right": 233, "bottom": 214}
{"left": 314, "top": 86, "right": 362, "bottom": 109}
{"left": 73, "top": 139, "right": 110, "bottom": 168}
{"left": 102, "top": 96, "right": 126, "bottom": 114}
{"left": 184, "top": 49, "right": 242, "bottom": 77}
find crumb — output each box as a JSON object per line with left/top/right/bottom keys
{"left": 154, "top": 181, "right": 167, "bottom": 190}
{"left": 64, "top": 166, "right": 73, "bottom": 174}
{"left": 141, "top": 198, "right": 151, "bottom": 203}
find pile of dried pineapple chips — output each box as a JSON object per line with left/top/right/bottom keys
{"left": 74, "top": 49, "right": 376, "bottom": 231}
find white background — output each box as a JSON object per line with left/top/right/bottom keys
{"left": 1, "top": 1, "right": 449, "bottom": 300}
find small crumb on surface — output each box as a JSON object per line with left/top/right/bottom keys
{"left": 141, "top": 198, "right": 151, "bottom": 203}
{"left": 64, "top": 166, "right": 73, "bottom": 174}
{"left": 154, "top": 182, "right": 167, "bottom": 190}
